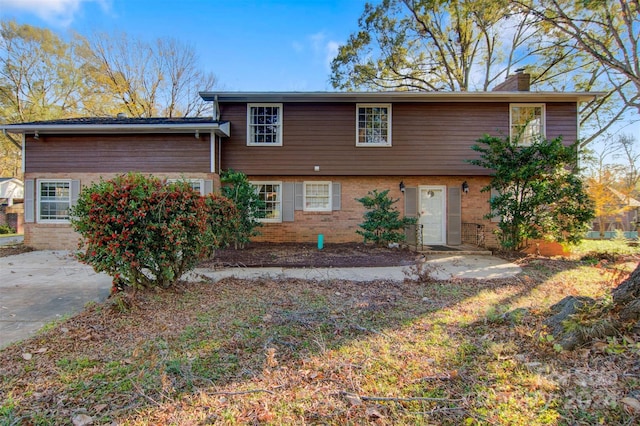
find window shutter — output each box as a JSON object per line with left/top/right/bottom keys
{"left": 404, "top": 187, "right": 418, "bottom": 244}
{"left": 447, "top": 186, "right": 461, "bottom": 245}
{"left": 71, "top": 180, "right": 81, "bottom": 206}
{"left": 294, "top": 182, "right": 303, "bottom": 211}
{"left": 282, "top": 182, "right": 295, "bottom": 222}
{"left": 203, "top": 180, "right": 214, "bottom": 195}
{"left": 404, "top": 187, "right": 417, "bottom": 217}
{"left": 490, "top": 188, "right": 500, "bottom": 222}
{"left": 24, "top": 179, "right": 35, "bottom": 223}
{"left": 331, "top": 182, "right": 341, "bottom": 211}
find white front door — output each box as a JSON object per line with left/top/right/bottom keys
{"left": 419, "top": 186, "right": 446, "bottom": 245}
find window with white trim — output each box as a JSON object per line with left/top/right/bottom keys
{"left": 247, "top": 103, "right": 282, "bottom": 146}
{"left": 510, "top": 104, "right": 545, "bottom": 145}
{"left": 166, "top": 178, "right": 205, "bottom": 195}
{"left": 252, "top": 182, "right": 282, "bottom": 222}
{"left": 304, "top": 181, "right": 331, "bottom": 211}
{"left": 357, "top": 104, "right": 391, "bottom": 146}
{"left": 37, "top": 180, "right": 71, "bottom": 222}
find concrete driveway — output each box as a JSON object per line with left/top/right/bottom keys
{"left": 1, "top": 250, "right": 521, "bottom": 349}
{"left": 0, "top": 251, "right": 112, "bottom": 349}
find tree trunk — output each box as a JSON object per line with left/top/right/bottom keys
{"left": 546, "top": 262, "right": 640, "bottom": 350}
{"left": 612, "top": 263, "right": 640, "bottom": 322}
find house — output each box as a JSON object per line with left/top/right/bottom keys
{"left": 0, "top": 177, "right": 24, "bottom": 234}
{"left": 0, "top": 73, "right": 597, "bottom": 250}
{"left": 0, "top": 177, "right": 23, "bottom": 206}
{"left": 588, "top": 188, "right": 640, "bottom": 239}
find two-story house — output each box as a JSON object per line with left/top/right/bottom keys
{"left": 1, "top": 73, "right": 596, "bottom": 250}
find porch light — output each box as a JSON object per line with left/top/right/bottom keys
{"left": 462, "top": 181, "right": 469, "bottom": 193}
{"left": 399, "top": 181, "right": 405, "bottom": 192}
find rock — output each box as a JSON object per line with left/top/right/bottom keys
{"left": 544, "top": 296, "right": 595, "bottom": 351}
{"left": 72, "top": 413, "right": 93, "bottom": 426}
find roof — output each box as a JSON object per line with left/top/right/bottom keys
{"left": 610, "top": 188, "right": 640, "bottom": 207}
{"left": 0, "top": 177, "right": 22, "bottom": 182}
{"left": 0, "top": 116, "right": 230, "bottom": 137}
{"left": 201, "top": 90, "right": 601, "bottom": 103}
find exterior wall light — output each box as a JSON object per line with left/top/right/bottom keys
{"left": 462, "top": 181, "right": 469, "bottom": 193}
{"left": 399, "top": 181, "right": 405, "bottom": 192}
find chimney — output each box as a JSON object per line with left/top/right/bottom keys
{"left": 492, "top": 69, "right": 531, "bottom": 92}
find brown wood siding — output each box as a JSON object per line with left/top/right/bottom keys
{"left": 25, "top": 134, "right": 211, "bottom": 173}
{"left": 219, "top": 101, "right": 578, "bottom": 176}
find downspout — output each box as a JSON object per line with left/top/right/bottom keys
{"left": 3, "top": 129, "right": 22, "bottom": 150}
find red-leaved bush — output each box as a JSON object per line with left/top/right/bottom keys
{"left": 71, "top": 173, "right": 216, "bottom": 292}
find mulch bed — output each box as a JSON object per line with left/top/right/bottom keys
{"left": 201, "top": 242, "right": 420, "bottom": 268}
{"left": 0, "top": 243, "right": 32, "bottom": 258}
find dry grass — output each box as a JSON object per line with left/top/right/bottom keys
{"left": 1, "top": 256, "right": 639, "bottom": 425}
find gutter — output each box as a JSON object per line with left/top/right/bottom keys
{"left": 0, "top": 122, "right": 231, "bottom": 138}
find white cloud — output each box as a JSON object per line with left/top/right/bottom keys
{"left": 305, "top": 31, "right": 341, "bottom": 71}
{"left": 0, "top": 0, "right": 111, "bottom": 27}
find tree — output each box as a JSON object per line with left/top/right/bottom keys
{"left": 514, "top": 0, "right": 639, "bottom": 144}
{"left": 469, "top": 135, "right": 594, "bottom": 250}
{"left": 80, "top": 32, "right": 216, "bottom": 117}
{"left": 331, "top": 0, "right": 538, "bottom": 91}
{"left": 356, "top": 189, "right": 417, "bottom": 246}
{"left": 0, "top": 20, "right": 93, "bottom": 177}
{"left": 219, "top": 169, "right": 265, "bottom": 249}
{"left": 585, "top": 167, "right": 626, "bottom": 237}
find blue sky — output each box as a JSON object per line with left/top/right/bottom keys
{"left": 0, "top": 0, "right": 366, "bottom": 91}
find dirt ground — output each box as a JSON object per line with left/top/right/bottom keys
{"left": 202, "top": 242, "right": 420, "bottom": 268}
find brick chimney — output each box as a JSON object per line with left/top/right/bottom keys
{"left": 492, "top": 69, "right": 531, "bottom": 91}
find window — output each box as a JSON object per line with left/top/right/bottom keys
{"left": 253, "top": 182, "right": 282, "bottom": 222}
{"left": 247, "top": 103, "right": 282, "bottom": 146}
{"left": 166, "top": 178, "right": 205, "bottom": 195}
{"left": 357, "top": 104, "right": 391, "bottom": 146}
{"left": 37, "top": 180, "right": 71, "bottom": 222}
{"left": 510, "top": 104, "right": 545, "bottom": 145}
{"left": 304, "top": 181, "right": 331, "bottom": 211}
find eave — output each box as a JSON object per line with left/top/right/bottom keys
{"left": 201, "top": 91, "right": 601, "bottom": 104}
{"left": 1, "top": 122, "right": 231, "bottom": 138}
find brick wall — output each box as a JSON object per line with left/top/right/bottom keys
{"left": 22, "top": 173, "right": 500, "bottom": 250}
{"left": 251, "top": 175, "right": 500, "bottom": 248}
{"left": 23, "top": 172, "right": 218, "bottom": 250}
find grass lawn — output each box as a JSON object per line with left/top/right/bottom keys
{"left": 1, "top": 246, "right": 639, "bottom": 424}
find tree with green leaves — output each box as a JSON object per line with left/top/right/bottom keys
{"left": 356, "top": 189, "right": 417, "bottom": 246}
{"left": 220, "top": 169, "right": 266, "bottom": 249}
{"left": 469, "top": 135, "right": 594, "bottom": 250}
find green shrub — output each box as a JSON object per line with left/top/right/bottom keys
{"left": 203, "top": 193, "right": 241, "bottom": 251}
{"left": 0, "top": 224, "right": 14, "bottom": 234}
{"left": 356, "top": 189, "right": 416, "bottom": 246}
{"left": 71, "top": 173, "right": 211, "bottom": 292}
{"left": 220, "top": 169, "right": 265, "bottom": 249}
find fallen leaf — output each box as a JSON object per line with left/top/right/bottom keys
{"left": 72, "top": 413, "right": 93, "bottom": 426}
{"left": 343, "top": 392, "right": 362, "bottom": 406}
{"left": 93, "top": 404, "right": 107, "bottom": 413}
{"left": 22, "top": 352, "right": 32, "bottom": 360}
{"left": 36, "top": 347, "right": 48, "bottom": 353}
{"left": 621, "top": 397, "right": 640, "bottom": 412}
{"left": 366, "top": 406, "right": 384, "bottom": 419}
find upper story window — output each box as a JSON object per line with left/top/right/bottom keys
{"left": 247, "top": 103, "right": 282, "bottom": 146}
{"left": 37, "top": 180, "right": 71, "bottom": 222}
{"left": 510, "top": 104, "right": 545, "bottom": 145}
{"left": 357, "top": 104, "right": 392, "bottom": 146}
{"left": 166, "top": 178, "right": 205, "bottom": 195}
{"left": 304, "top": 181, "right": 332, "bottom": 211}
{"left": 253, "top": 182, "right": 282, "bottom": 222}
